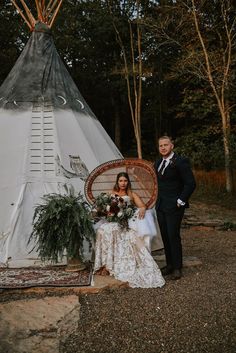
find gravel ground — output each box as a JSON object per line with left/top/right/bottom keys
{"left": 0, "top": 202, "right": 235, "bottom": 353}
{"left": 61, "top": 227, "right": 236, "bottom": 353}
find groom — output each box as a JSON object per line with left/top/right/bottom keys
{"left": 154, "top": 136, "right": 196, "bottom": 280}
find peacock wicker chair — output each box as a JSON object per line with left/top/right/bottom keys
{"left": 84, "top": 159, "right": 158, "bottom": 209}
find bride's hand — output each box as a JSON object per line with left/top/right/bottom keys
{"left": 138, "top": 207, "right": 146, "bottom": 219}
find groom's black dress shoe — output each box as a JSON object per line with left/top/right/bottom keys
{"left": 161, "top": 266, "right": 173, "bottom": 276}
{"left": 171, "top": 269, "right": 182, "bottom": 280}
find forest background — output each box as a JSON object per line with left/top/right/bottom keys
{"left": 0, "top": 0, "right": 235, "bottom": 199}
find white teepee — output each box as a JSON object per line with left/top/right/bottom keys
{"left": 0, "top": 1, "right": 122, "bottom": 267}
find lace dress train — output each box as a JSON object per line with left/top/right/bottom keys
{"left": 93, "top": 220, "right": 165, "bottom": 288}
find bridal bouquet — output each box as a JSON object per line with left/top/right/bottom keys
{"left": 91, "top": 193, "right": 136, "bottom": 230}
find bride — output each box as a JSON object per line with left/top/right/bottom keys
{"left": 93, "top": 172, "right": 165, "bottom": 288}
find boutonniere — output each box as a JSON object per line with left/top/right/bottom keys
{"left": 169, "top": 156, "right": 177, "bottom": 168}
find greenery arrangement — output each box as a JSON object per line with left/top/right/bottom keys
{"left": 29, "top": 187, "right": 95, "bottom": 264}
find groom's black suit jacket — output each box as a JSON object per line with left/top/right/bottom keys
{"left": 154, "top": 153, "right": 196, "bottom": 212}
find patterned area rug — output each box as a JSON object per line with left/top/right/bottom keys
{"left": 0, "top": 266, "right": 92, "bottom": 289}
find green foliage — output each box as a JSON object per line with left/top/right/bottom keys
{"left": 222, "top": 221, "right": 236, "bottom": 231}
{"left": 175, "top": 131, "right": 236, "bottom": 170}
{"left": 0, "top": 1, "right": 29, "bottom": 84}
{"left": 29, "top": 188, "right": 95, "bottom": 263}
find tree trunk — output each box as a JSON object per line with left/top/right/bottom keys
{"left": 114, "top": 107, "right": 121, "bottom": 149}
{"left": 137, "top": 133, "right": 142, "bottom": 158}
{"left": 221, "top": 110, "right": 234, "bottom": 193}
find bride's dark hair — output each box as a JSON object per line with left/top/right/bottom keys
{"left": 113, "top": 172, "right": 132, "bottom": 194}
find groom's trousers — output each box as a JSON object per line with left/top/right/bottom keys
{"left": 157, "top": 206, "right": 185, "bottom": 270}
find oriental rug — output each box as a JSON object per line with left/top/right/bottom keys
{"left": 0, "top": 266, "right": 92, "bottom": 289}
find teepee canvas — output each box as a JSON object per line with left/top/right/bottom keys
{"left": 0, "top": 1, "right": 122, "bottom": 267}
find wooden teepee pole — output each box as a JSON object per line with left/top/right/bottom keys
{"left": 46, "top": 0, "right": 59, "bottom": 18}
{"left": 11, "top": 0, "right": 32, "bottom": 29}
{"left": 12, "top": 0, "right": 63, "bottom": 28}
{"left": 48, "top": 0, "right": 63, "bottom": 28}
{"left": 18, "top": 0, "right": 36, "bottom": 27}
{"left": 35, "top": 0, "right": 44, "bottom": 22}
{"left": 44, "top": 0, "right": 54, "bottom": 22}
{"left": 11, "top": 0, "right": 36, "bottom": 29}
{"left": 45, "top": 0, "right": 54, "bottom": 13}
{"left": 41, "top": 0, "right": 46, "bottom": 17}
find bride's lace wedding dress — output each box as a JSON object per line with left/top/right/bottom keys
{"left": 93, "top": 196, "right": 165, "bottom": 288}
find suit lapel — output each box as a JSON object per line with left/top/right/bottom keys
{"left": 155, "top": 159, "right": 162, "bottom": 170}
{"left": 165, "top": 153, "right": 176, "bottom": 172}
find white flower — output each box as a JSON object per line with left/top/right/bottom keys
{"left": 126, "top": 207, "right": 133, "bottom": 215}
{"left": 106, "top": 205, "right": 110, "bottom": 212}
{"left": 117, "top": 211, "right": 123, "bottom": 218}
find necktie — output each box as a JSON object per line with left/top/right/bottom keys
{"left": 159, "top": 159, "right": 167, "bottom": 175}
